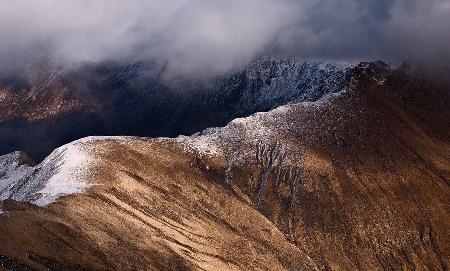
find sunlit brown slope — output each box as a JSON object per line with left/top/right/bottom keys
{"left": 0, "top": 62, "right": 449, "bottom": 270}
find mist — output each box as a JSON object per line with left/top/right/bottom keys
{"left": 0, "top": 0, "right": 449, "bottom": 75}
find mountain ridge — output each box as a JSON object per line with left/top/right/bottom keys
{"left": 0, "top": 57, "right": 356, "bottom": 161}
{"left": 1, "top": 61, "right": 449, "bottom": 270}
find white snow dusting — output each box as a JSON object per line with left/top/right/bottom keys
{"left": 0, "top": 138, "right": 96, "bottom": 212}
{"left": 177, "top": 135, "right": 222, "bottom": 157}
{"left": 32, "top": 140, "right": 94, "bottom": 206}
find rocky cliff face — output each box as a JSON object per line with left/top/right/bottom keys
{"left": 0, "top": 57, "right": 354, "bottom": 161}
{"left": 0, "top": 62, "right": 449, "bottom": 270}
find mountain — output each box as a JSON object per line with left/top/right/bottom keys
{"left": 0, "top": 57, "right": 355, "bottom": 161}
{"left": 1, "top": 62, "right": 449, "bottom": 270}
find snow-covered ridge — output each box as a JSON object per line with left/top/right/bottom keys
{"left": 175, "top": 61, "right": 367, "bottom": 161}
{"left": 166, "top": 57, "right": 357, "bottom": 118}
{"left": 232, "top": 57, "right": 356, "bottom": 104}
{"left": 0, "top": 138, "right": 96, "bottom": 211}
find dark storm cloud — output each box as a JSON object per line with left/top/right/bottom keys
{"left": 274, "top": 0, "right": 450, "bottom": 62}
{"left": 0, "top": 0, "right": 449, "bottom": 74}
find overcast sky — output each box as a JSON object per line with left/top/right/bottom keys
{"left": 0, "top": 0, "right": 449, "bottom": 74}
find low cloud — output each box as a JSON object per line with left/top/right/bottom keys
{"left": 0, "top": 0, "right": 449, "bottom": 75}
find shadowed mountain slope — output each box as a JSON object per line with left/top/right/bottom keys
{"left": 0, "top": 58, "right": 354, "bottom": 161}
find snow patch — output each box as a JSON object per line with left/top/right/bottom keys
{"left": 0, "top": 139, "right": 96, "bottom": 209}
{"left": 177, "top": 135, "right": 222, "bottom": 157}
{"left": 32, "top": 140, "right": 94, "bottom": 206}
